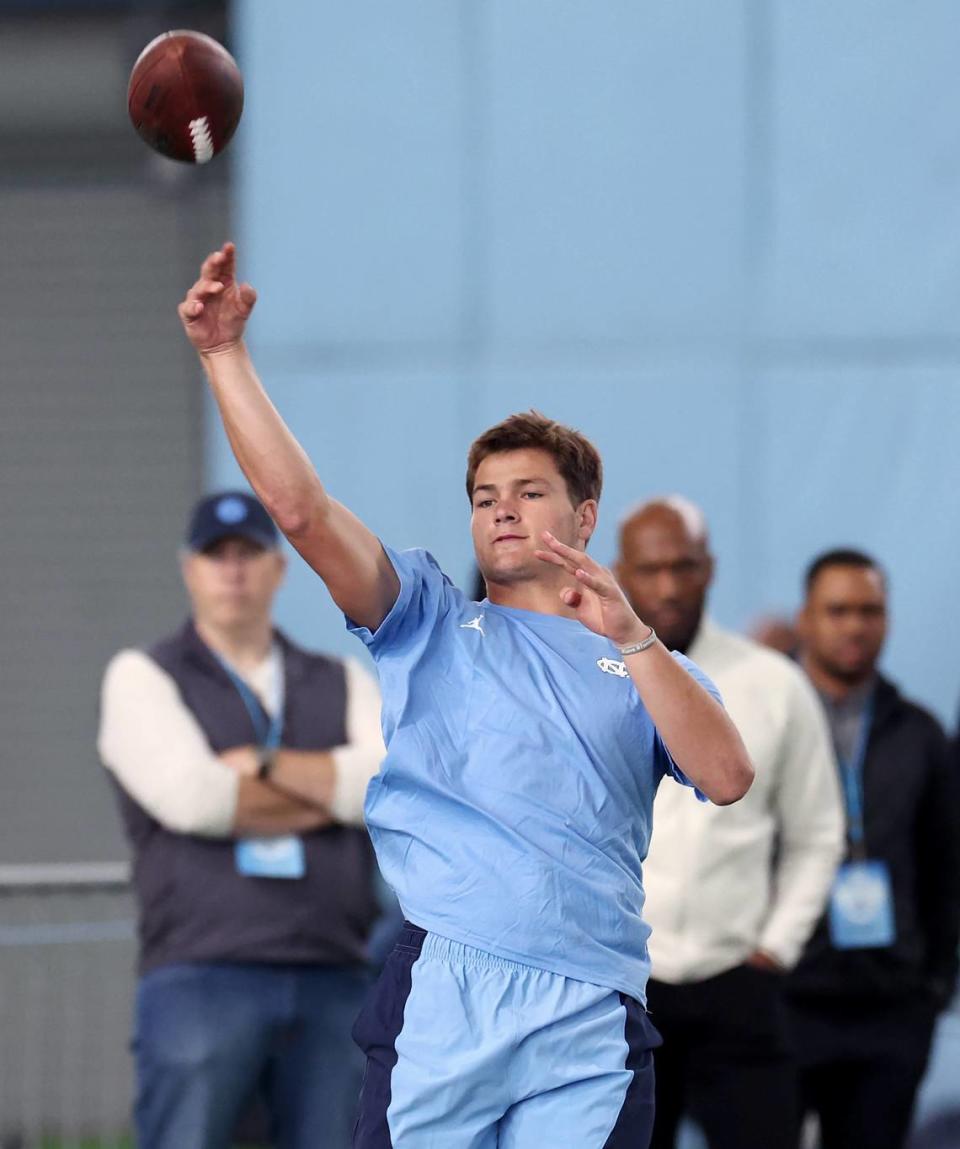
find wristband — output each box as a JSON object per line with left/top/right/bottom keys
{"left": 618, "top": 627, "right": 657, "bottom": 656}
{"left": 257, "top": 748, "right": 277, "bottom": 781}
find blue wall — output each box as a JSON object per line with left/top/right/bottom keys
{"left": 210, "top": 1, "right": 960, "bottom": 725}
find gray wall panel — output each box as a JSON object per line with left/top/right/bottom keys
{"left": 0, "top": 181, "right": 226, "bottom": 863}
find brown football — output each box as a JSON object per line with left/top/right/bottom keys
{"left": 127, "top": 30, "right": 244, "bottom": 164}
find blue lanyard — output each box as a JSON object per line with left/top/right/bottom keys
{"left": 837, "top": 695, "right": 874, "bottom": 851}
{"left": 217, "top": 656, "right": 284, "bottom": 751}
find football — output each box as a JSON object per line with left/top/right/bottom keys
{"left": 127, "top": 30, "right": 244, "bottom": 164}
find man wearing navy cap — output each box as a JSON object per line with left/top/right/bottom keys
{"left": 98, "top": 490, "right": 386, "bottom": 1149}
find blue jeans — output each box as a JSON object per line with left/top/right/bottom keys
{"left": 133, "top": 962, "right": 370, "bottom": 1149}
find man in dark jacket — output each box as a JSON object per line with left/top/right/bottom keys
{"left": 789, "top": 548, "right": 960, "bottom": 1149}
{"left": 98, "top": 491, "right": 386, "bottom": 1149}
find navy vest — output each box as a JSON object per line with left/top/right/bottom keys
{"left": 112, "top": 620, "right": 379, "bottom": 974}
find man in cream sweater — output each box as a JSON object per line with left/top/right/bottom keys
{"left": 99, "top": 491, "right": 386, "bottom": 1149}
{"left": 616, "top": 497, "right": 844, "bottom": 1149}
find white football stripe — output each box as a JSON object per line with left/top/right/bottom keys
{"left": 189, "top": 116, "right": 214, "bottom": 164}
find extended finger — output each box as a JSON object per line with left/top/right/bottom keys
{"left": 541, "top": 530, "right": 579, "bottom": 555}
{"left": 185, "top": 277, "right": 226, "bottom": 303}
{"left": 573, "top": 566, "right": 611, "bottom": 594}
{"left": 219, "top": 242, "right": 237, "bottom": 279}
{"left": 541, "top": 531, "right": 603, "bottom": 572}
{"left": 534, "top": 548, "right": 578, "bottom": 574}
{"left": 200, "top": 246, "right": 234, "bottom": 282}
{"left": 199, "top": 250, "right": 223, "bottom": 280}
{"left": 178, "top": 298, "right": 203, "bottom": 323}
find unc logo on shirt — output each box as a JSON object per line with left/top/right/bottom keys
{"left": 596, "top": 657, "right": 629, "bottom": 678}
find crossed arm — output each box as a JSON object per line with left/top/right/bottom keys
{"left": 235, "top": 774, "right": 330, "bottom": 837}
{"left": 99, "top": 651, "right": 383, "bottom": 837}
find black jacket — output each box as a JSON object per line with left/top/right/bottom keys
{"left": 788, "top": 674, "right": 960, "bottom": 1008}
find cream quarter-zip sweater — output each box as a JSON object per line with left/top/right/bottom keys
{"left": 643, "top": 619, "right": 845, "bottom": 981}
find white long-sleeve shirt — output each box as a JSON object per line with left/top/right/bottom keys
{"left": 98, "top": 646, "right": 385, "bottom": 837}
{"left": 643, "top": 619, "right": 845, "bottom": 981}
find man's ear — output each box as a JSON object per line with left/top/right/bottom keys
{"left": 577, "top": 500, "right": 598, "bottom": 545}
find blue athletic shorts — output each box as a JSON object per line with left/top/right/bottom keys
{"left": 352, "top": 922, "right": 661, "bottom": 1148}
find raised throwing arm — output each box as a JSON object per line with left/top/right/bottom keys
{"left": 178, "top": 243, "right": 399, "bottom": 632}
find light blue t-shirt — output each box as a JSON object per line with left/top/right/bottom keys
{"left": 349, "top": 547, "right": 719, "bottom": 1003}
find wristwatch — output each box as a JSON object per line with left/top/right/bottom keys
{"left": 257, "top": 748, "right": 277, "bottom": 781}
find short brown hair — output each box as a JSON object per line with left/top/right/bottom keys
{"left": 465, "top": 411, "right": 603, "bottom": 507}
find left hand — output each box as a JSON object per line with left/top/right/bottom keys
{"left": 534, "top": 531, "right": 651, "bottom": 647}
{"left": 746, "top": 949, "right": 785, "bottom": 973}
{"left": 220, "top": 745, "right": 260, "bottom": 777}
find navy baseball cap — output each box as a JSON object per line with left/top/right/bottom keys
{"left": 186, "top": 491, "right": 280, "bottom": 552}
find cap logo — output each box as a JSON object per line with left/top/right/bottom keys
{"left": 215, "top": 496, "right": 247, "bottom": 525}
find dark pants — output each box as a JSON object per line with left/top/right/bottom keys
{"left": 134, "top": 961, "right": 370, "bottom": 1149}
{"left": 646, "top": 964, "right": 798, "bottom": 1149}
{"left": 787, "top": 995, "right": 937, "bottom": 1149}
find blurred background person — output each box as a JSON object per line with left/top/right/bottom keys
{"left": 616, "top": 497, "right": 845, "bottom": 1149}
{"left": 788, "top": 549, "right": 960, "bottom": 1149}
{"left": 98, "top": 490, "right": 385, "bottom": 1149}
{"left": 749, "top": 614, "right": 801, "bottom": 660}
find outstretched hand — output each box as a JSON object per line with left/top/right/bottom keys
{"left": 534, "top": 531, "right": 650, "bottom": 648}
{"left": 178, "top": 242, "right": 257, "bottom": 355}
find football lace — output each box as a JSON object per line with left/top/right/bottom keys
{"left": 188, "top": 116, "right": 215, "bottom": 163}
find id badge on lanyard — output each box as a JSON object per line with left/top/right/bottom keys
{"left": 220, "top": 656, "right": 306, "bottom": 881}
{"left": 828, "top": 696, "right": 894, "bottom": 949}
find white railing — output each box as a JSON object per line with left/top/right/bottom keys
{"left": 0, "top": 863, "right": 136, "bottom": 1148}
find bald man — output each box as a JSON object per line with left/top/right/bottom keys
{"left": 616, "top": 499, "right": 845, "bottom": 1149}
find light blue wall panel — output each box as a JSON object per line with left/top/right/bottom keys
{"left": 753, "top": 371, "right": 960, "bottom": 720}
{"left": 235, "top": 1, "right": 467, "bottom": 351}
{"left": 226, "top": 2, "right": 960, "bottom": 726}
{"left": 765, "top": 1, "right": 960, "bottom": 339}
{"left": 483, "top": 1, "right": 748, "bottom": 345}
{"left": 209, "top": 367, "right": 473, "bottom": 660}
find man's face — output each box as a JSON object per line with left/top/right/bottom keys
{"left": 615, "top": 511, "right": 713, "bottom": 652}
{"left": 470, "top": 448, "right": 596, "bottom": 586}
{"left": 799, "top": 565, "right": 887, "bottom": 683}
{"left": 181, "top": 536, "right": 286, "bottom": 631}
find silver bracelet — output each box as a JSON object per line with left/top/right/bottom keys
{"left": 618, "top": 627, "right": 657, "bottom": 656}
